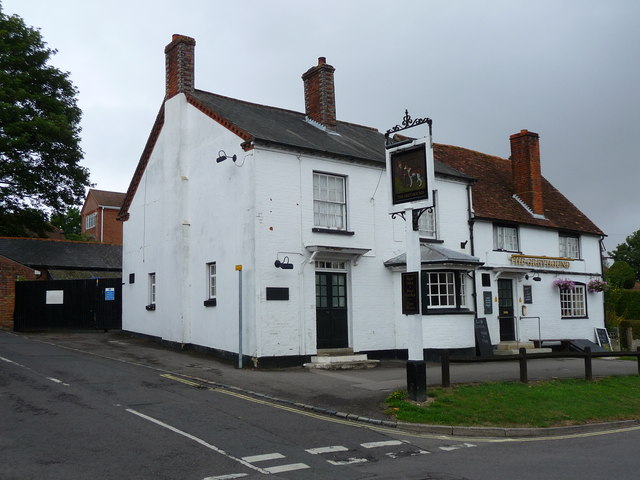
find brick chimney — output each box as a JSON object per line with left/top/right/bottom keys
{"left": 510, "top": 129, "right": 544, "bottom": 216}
{"left": 302, "top": 57, "right": 337, "bottom": 131}
{"left": 165, "top": 34, "right": 196, "bottom": 99}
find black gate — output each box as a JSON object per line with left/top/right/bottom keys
{"left": 13, "top": 278, "right": 122, "bottom": 331}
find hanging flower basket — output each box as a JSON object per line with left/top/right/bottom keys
{"left": 587, "top": 279, "right": 609, "bottom": 293}
{"left": 553, "top": 278, "right": 575, "bottom": 290}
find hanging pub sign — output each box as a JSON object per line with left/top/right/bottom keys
{"left": 385, "top": 135, "right": 435, "bottom": 213}
{"left": 390, "top": 144, "right": 429, "bottom": 205}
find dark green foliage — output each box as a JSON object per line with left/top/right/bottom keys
{"left": 611, "top": 291, "right": 640, "bottom": 320}
{"left": 609, "top": 230, "right": 640, "bottom": 281}
{"left": 606, "top": 261, "right": 637, "bottom": 289}
{"left": 0, "top": 207, "right": 52, "bottom": 237}
{"left": 0, "top": 7, "right": 90, "bottom": 234}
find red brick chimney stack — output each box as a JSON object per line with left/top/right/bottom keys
{"left": 510, "top": 129, "right": 544, "bottom": 216}
{"left": 165, "top": 34, "right": 196, "bottom": 99}
{"left": 302, "top": 57, "right": 337, "bottom": 131}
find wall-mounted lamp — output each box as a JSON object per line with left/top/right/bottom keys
{"left": 216, "top": 150, "right": 237, "bottom": 163}
{"left": 460, "top": 240, "right": 468, "bottom": 249}
{"left": 525, "top": 273, "right": 542, "bottom": 282}
{"left": 274, "top": 256, "right": 294, "bottom": 270}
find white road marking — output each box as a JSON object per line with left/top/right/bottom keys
{"left": 361, "top": 440, "right": 404, "bottom": 449}
{"left": 264, "top": 463, "right": 310, "bottom": 474}
{"left": 306, "top": 445, "right": 349, "bottom": 455}
{"left": 0, "top": 356, "right": 19, "bottom": 365}
{"left": 241, "top": 453, "right": 285, "bottom": 463}
{"left": 46, "top": 377, "right": 70, "bottom": 386}
{"left": 126, "top": 409, "right": 269, "bottom": 474}
{"left": 327, "top": 458, "right": 368, "bottom": 466}
{"left": 439, "top": 443, "right": 477, "bottom": 451}
{"left": 386, "top": 449, "right": 430, "bottom": 458}
{"left": 202, "top": 474, "right": 248, "bottom": 480}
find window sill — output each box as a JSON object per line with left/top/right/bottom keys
{"left": 312, "top": 228, "right": 355, "bottom": 236}
{"left": 203, "top": 299, "right": 217, "bottom": 307}
{"left": 419, "top": 238, "right": 444, "bottom": 243}
{"left": 561, "top": 316, "right": 588, "bottom": 320}
{"left": 493, "top": 249, "right": 521, "bottom": 253}
{"left": 145, "top": 304, "right": 156, "bottom": 311}
{"left": 423, "top": 308, "right": 474, "bottom": 315}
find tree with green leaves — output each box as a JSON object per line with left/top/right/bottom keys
{"left": 0, "top": 6, "right": 90, "bottom": 237}
{"left": 609, "top": 230, "right": 640, "bottom": 281}
{"left": 50, "top": 206, "right": 93, "bottom": 241}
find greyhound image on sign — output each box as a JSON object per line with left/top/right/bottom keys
{"left": 386, "top": 136, "right": 435, "bottom": 212}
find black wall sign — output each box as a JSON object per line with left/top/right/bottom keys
{"left": 474, "top": 317, "right": 493, "bottom": 357}
{"left": 402, "top": 272, "right": 420, "bottom": 315}
{"left": 523, "top": 285, "right": 533, "bottom": 304}
{"left": 483, "top": 291, "right": 493, "bottom": 315}
{"left": 266, "top": 287, "right": 289, "bottom": 301}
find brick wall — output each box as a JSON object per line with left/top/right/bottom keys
{"left": 510, "top": 129, "right": 544, "bottom": 216}
{"left": 0, "top": 256, "right": 38, "bottom": 330}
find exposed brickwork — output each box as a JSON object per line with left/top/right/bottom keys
{"left": 510, "top": 129, "right": 544, "bottom": 216}
{"left": 0, "top": 256, "right": 38, "bottom": 330}
{"left": 165, "top": 34, "right": 196, "bottom": 99}
{"left": 81, "top": 190, "right": 124, "bottom": 244}
{"left": 302, "top": 57, "right": 337, "bottom": 130}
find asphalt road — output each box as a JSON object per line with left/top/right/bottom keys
{"left": 2, "top": 332, "right": 640, "bottom": 479}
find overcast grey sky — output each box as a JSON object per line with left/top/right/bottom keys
{"left": 3, "top": 0, "right": 638, "bottom": 251}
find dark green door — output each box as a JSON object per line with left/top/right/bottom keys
{"left": 316, "top": 272, "right": 348, "bottom": 349}
{"left": 498, "top": 279, "right": 515, "bottom": 341}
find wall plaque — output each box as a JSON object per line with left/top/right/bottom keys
{"left": 401, "top": 272, "right": 420, "bottom": 315}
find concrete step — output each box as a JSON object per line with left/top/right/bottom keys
{"left": 305, "top": 353, "right": 379, "bottom": 370}
{"left": 496, "top": 341, "right": 536, "bottom": 350}
{"left": 494, "top": 347, "right": 553, "bottom": 355}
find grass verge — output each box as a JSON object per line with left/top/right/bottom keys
{"left": 385, "top": 376, "right": 640, "bottom": 428}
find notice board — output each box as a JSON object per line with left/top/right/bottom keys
{"left": 474, "top": 317, "right": 493, "bottom": 357}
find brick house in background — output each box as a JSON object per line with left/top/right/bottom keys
{"left": 81, "top": 189, "right": 126, "bottom": 244}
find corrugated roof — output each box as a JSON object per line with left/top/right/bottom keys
{"left": 434, "top": 144, "right": 604, "bottom": 236}
{"left": 0, "top": 237, "right": 122, "bottom": 270}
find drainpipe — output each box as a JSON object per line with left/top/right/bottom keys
{"left": 467, "top": 183, "right": 478, "bottom": 315}
{"left": 100, "top": 207, "right": 104, "bottom": 242}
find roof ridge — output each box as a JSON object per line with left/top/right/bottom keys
{"left": 193, "top": 89, "right": 380, "bottom": 133}
{"left": 435, "top": 142, "right": 509, "bottom": 163}
{"left": 0, "top": 236, "right": 117, "bottom": 245}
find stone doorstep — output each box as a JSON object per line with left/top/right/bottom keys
{"left": 494, "top": 347, "right": 553, "bottom": 355}
{"left": 304, "top": 353, "right": 380, "bottom": 370}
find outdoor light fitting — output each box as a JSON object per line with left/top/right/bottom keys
{"left": 274, "top": 256, "right": 294, "bottom": 270}
{"left": 216, "top": 150, "right": 237, "bottom": 163}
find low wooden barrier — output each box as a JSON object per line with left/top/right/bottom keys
{"left": 440, "top": 347, "right": 640, "bottom": 387}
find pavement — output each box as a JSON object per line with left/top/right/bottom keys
{"left": 7, "top": 329, "right": 640, "bottom": 438}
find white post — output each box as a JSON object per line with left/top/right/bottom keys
{"left": 405, "top": 207, "right": 427, "bottom": 402}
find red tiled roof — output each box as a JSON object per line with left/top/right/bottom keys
{"left": 89, "top": 189, "right": 126, "bottom": 208}
{"left": 434, "top": 144, "right": 604, "bottom": 236}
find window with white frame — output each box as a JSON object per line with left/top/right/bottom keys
{"left": 560, "top": 284, "right": 586, "bottom": 318}
{"left": 417, "top": 208, "right": 437, "bottom": 238}
{"left": 421, "top": 271, "right": 469, "bottom": 311}
{"left": 494, "top": 224, "right": 519, "bottom": 252}
{"left": 85, "top": 212, "right": 97, "bottom": 230}
{"left": 207, "top": 262, "right": 216, "bottom": 299}
{"left": 148, "top": 273, "right": 156, "bottom": 308}
{"left": 559, "top": 234, "right": 580, "bottom": 259}
{"left": 313, "top": 172, "right": 346, "bottom": 230}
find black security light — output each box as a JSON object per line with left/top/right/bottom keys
{"left": 526, "top": 273, "right": 542, "bottom": 282}
{"left": 274, "top": 256, "right": 294, "bottom": 270}
{"left": 216, "top": 150, "right": 237, "bottom": 163}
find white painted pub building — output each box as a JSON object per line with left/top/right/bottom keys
{"left": 118, "top": 35, "right": 606, "bottom": 366}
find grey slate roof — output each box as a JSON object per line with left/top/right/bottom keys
{"left": 190, "top": 90, "right": 472, "bottom": 180}
{"left": 0, "top": 238, "right": 122, "bottom": 270}
{"left": 384, "top": 243, "right": 483, "bottom": 268}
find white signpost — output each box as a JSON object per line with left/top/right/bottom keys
{"left": 385, "top": 111, "right": 434, "bottom": 402}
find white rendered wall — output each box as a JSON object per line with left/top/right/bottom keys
{"left": 472, "top": 219, "right": 605, "bottom": 344}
